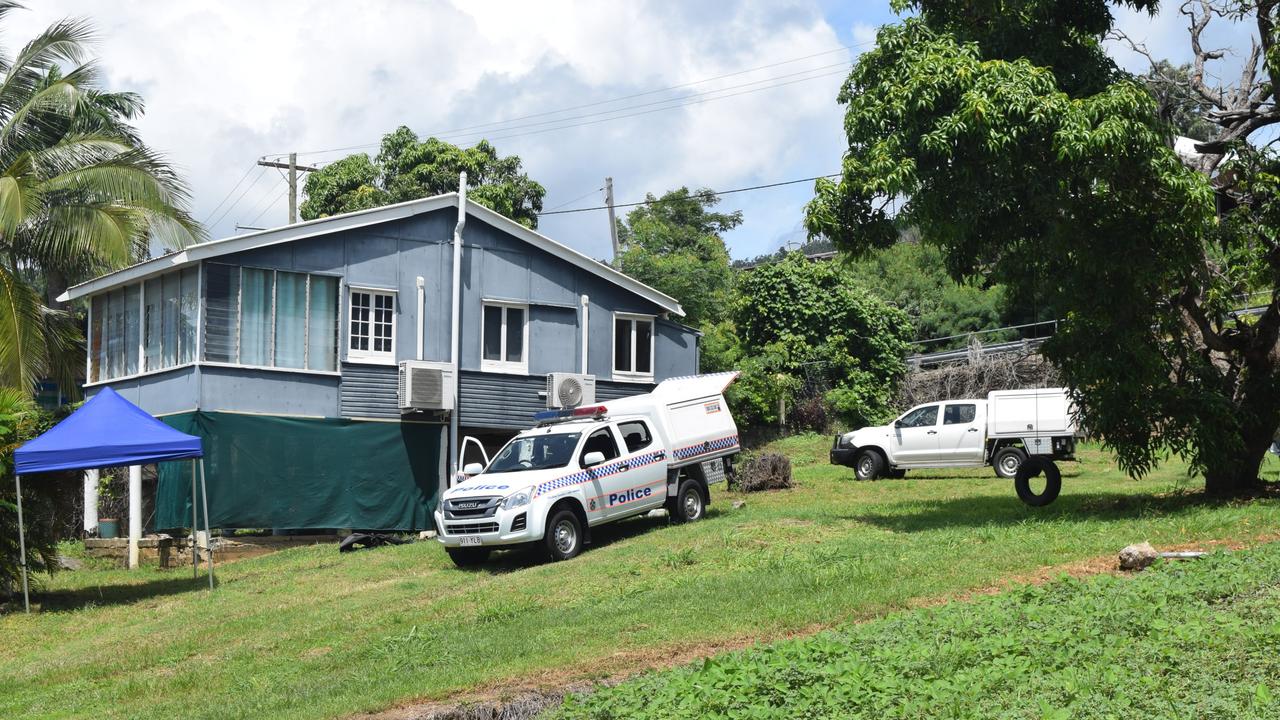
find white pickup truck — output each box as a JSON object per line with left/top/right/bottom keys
{"left": 436, "top": 372, "right": 741, "bottom": 566}
{"left": 831, "top": 388, "right": 1079, "bottom": 503}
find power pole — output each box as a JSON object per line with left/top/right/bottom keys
{"left": 605, "top": 176, "right": 619, "bottom": 265}
{"left": 257, "top": 153, "right": 320, "bottom": 224}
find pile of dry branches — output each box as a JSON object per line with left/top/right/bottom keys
{"left": 897, "top": 347, "right": 1059, "bottom": 408}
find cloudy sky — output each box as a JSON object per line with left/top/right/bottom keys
{"left": 9, "top": 1, "right": 1263, "bottom": 260}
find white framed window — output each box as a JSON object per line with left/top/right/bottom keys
{"left": 481, "top": 301, "right": 528, "bottom": 374}
{"left": 348, "top": 287, "right": 397, "bottom": 363}
{"left": 613, "top": 313, "right": 654, "bottom": 381}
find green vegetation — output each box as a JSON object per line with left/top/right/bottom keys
{"left": 2, "top": 438, "right": 1278, "bottom": 719}
{"left": 558, "top": 540, "right": 1280, "bottom": 719}
{"left": 805, "top": 0, "right": 1280, "bottom": 495}
{"left": 0, "top": 7, "right": 199, "bottom": 392}
{"left": 730, "top": 253, "right": 912, "bottom": 429}
{"left": 300, "top": 127, "right": 546, "bottom": 227}
{"left": 616, "top": 187, "right": 740, "bottom": 328}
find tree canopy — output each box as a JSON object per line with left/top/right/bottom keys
{"left": 0, "top": 8, "right": 200, "bottom": 393}
{"left": 730, "top": 252, "right": 912, "bottom": 429}
{"left": 806, "top": 0, "right": 1280, "bottom": 495}
{"left": 301, "top": 128, "right": 546, "bottom": 228}
{"left": 616, "top": 187, "right": 740, "bottom": 327}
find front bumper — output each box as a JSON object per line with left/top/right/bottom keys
{"left": 830, "top": 435, "right": 858, "bottom": 467}
{"left": 434, "top": 505, "right": 540, "bottom": 548}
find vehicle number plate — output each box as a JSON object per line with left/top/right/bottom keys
{"left": 459, "top": 536, "right": 483, "bottom": 546}
{"left": 702, "top": 458, "right": 726, "bottom": 484}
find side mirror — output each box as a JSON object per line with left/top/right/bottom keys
{"left": 583, "top": 451, "right": 606, "bottom": 468}
{"left": 894, "top": 420, "right": 904, "bottom": 429}
{"left": 462, "top": 462, "right": 485, "bottom": 476}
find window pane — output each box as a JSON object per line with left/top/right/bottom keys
{"left": 107, "top": 288, "right": 125, "bottom": 378}
{"left": 307, "top": 276, "right": 337, "bottom": 371}
{"left": 349, "top": 291, "right": 369, "bottom": 352}
{"left": 505, "top": 307, "right": 523, "bottom": 363}
{"left": 124, "top": 284, "right": 140, "bottom": 375}
{"left": 143, "top": 278, "right": 162, "bottom": 370}
{"left": 161, "top": 272, "right": 179, "bottom": 367}
{"left": 179, "top": 267, "right": 199, "bottom": 365}
{"left": 90, "top": 294, "right": 105, "bottom": 382}
{"left": 483, "top": 305, "right": 502, "bottom": 361}
{"left": 240, "top": 268, "right": 273, "bottom": 366}
{"left": 274, "top": 272, "right": 306, "bottom": 368}
{"left": 614, "top": 318, "right": 631, "bottom": 372}
{"left": 373, "top": 293, "right": 393, "bottom": 354}
{"left": 202, "top": 264, "right": 239, "bottom": 363}
{"left": 635, "top": 320, "right": 652, "bottom": 374}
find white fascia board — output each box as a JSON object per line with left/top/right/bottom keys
{"left": 60, "top": 194, "right": 458, "bottom": 302}
{"left": 463, "top": 201, "right": 686, "bottom": 317}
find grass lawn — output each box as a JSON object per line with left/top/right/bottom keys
{"left": 2, "top": 438, "right": 1278, "bottom": 719}
{"left": 555, "top": 541, "right": 1280, "bottom": 719}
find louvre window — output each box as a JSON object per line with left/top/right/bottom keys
{"left": 87, "top": 266, "right": 198, "bottom": 382}
{"left": 203, "top": 263, "right": 339, "bottom": 371}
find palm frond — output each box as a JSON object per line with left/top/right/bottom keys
{"left": 0, "top": 263, "right": 51, "bottom": 391}
{"left": 28, "top": 201, "right": 140, "bottom": 271}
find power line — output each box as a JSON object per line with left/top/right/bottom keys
{"left": 207, "top": 166, "right": 270, "bottom": 228}
{"left": 268, "top": 44, "right": 869, "bottom": 160}
{"left": 247, "top": 187, "right": 290, "bottom": 228}
{"left": 537, "top": 173, "right": 842, "bottom": 216}
{"left": 428, "top": 61, "right": 851, "bottom": 146}
{"left": 478, "top": 68, "right": 850, "bottom": 146}
{"left": 202, "top": 162, "right": 258, "bottom": 224}
{"left": 544, "top": 185, "right": 604, "bottom": 212}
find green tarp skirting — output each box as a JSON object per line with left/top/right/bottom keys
{"left": 156, "top": 412, "right": 443, "bottom": 531}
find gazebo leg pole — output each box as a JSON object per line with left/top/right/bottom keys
{"left": 191, "top": 459, "right": 198, "bottom": 581}
{"left": 15, "top": 475, "right": 29, "bottom": 613}
{"left": 199, "top": 459, "right": 213, "bottom": 590}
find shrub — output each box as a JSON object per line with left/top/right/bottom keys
{"left": 788, "top": 396, "right": 831, "bottom": 433}
{"left": 0, "top": 389, "right": 70, "bottom": 602}
{"left": 731, "top": 453, "right": 792, "bottom": 492}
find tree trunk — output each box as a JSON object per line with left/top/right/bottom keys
{"left": 1203, "top": 353, "right": 1280, "bottom": 497}
{"left": 45, "top": 269, "right": 68, "bottom": 311}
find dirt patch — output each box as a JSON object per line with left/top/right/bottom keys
{"left": 351, "top": 534, "right": 1280, "bottom": 720}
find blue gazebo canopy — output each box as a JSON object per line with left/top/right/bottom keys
{"left": 14, "top": 386, "right": 202, "bottom": 475}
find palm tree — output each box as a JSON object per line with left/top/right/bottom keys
{"left": 0, "top": 3, "right": 201, "bottom": 395}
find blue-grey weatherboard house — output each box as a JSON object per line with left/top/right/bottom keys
{"left": 61, "top": 192, "right": 698, "bottom": 532}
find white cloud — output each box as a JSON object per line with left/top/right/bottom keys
{"left": 5, "top": 0, "right": 859, "bottom": 260}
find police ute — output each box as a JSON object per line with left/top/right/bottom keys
{"left": 436, "top": 372, "right": 741, "bottom": 566}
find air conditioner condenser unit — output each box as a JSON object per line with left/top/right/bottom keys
{"left": 546, "top": 372, "right": 596, "bottom": 409}
{"left": 398, "top": 360, "right": 456, "bottom": 412}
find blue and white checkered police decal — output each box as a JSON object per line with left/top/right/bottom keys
{"left": 533, "top": 450, "right": 667, "bottom": 498}
{"left": 672, "top": 434, "right": 740, "bottom": 461}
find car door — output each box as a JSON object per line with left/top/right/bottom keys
{"left": 577, "top": 426, "right": 622, "bottom": 523}
{"left": 614, "top": 419, "right": 667, "bottom": 513}
{"left": 937, "top": 402, "right": 984, "bottom": 464}
{"left": 891, "top": 404, "right": 941, "bottom": 463}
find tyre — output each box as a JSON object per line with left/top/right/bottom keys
{"left": 446, "top": 547, "right": 490, "bottom": 567}
{"left": 670, "top": 479, "right": 707, "bottom": 524}
{"left": 993, "top": 447, "right": 1027, "bottom": 479}
{"left": 854, "top": 450, "right": 885, "bottom": 481}
{"left": 1014, "top": 456, "right": 1062, "bottom": 507}
{"left": 543, "top": 508, "right": 583, "bottom": 562}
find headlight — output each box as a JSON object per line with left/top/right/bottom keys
{"left": 501, "top": 491, "right": 531, "bottom": 510}
{"left": 838, "top": 435, "right": 854, "bottom": 448}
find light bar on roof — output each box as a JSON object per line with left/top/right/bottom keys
{"left": 533, "top": 405, "right": 608, "bottom": 423}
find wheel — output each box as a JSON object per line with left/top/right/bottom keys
{"left": 446, "top": 547, "right": 490, "bottom": 567}
{"left": 670, "top": 479, "right": 706, "bottom": 524}
{"left": 543, "top": 508, "right": 583, "bottom": 561}
{"left": 854, "top": 450, "right": 885, "bottom": 481}
{"left": 993, "top": 447, "right": 1027, "bottom": 479}
{"left": 1014, "top": 456, "right": 1062, "bottom": 507}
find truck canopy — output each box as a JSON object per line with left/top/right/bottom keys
{"left": 605, "top": 372, "right": 741, "bottom": 468}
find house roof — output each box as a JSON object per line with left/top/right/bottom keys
{"left": 59, "top": 193, "right": 685, "bottom": 316}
